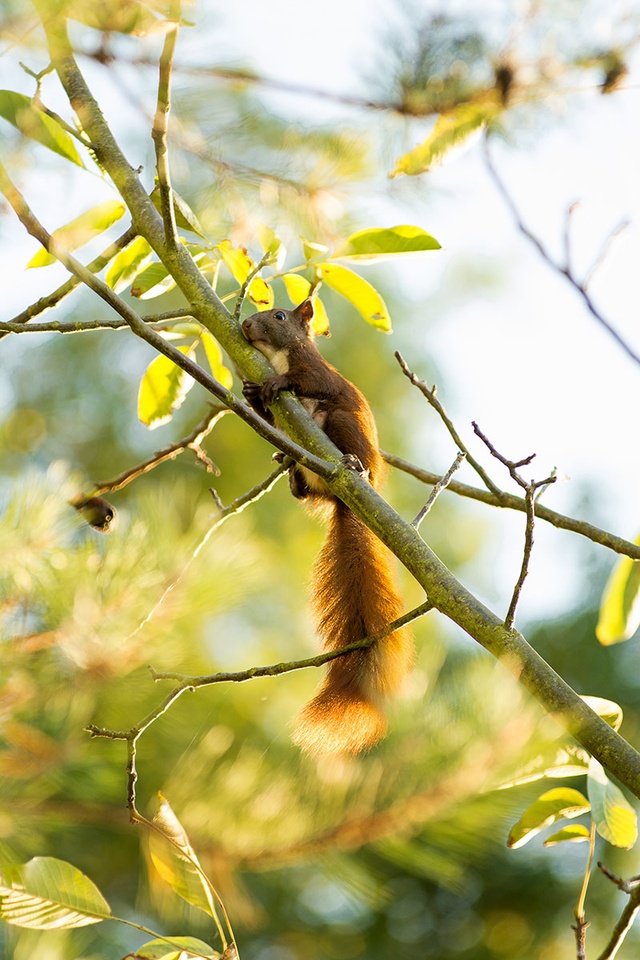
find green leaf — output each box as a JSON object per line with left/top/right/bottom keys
{"left": 148, "top": 796, "right": 221, "bottom": 921}
{"left": 318, "top": 262, "right": 391, "bottom": 331}
{"left": 543, "top": 825, "right": 592, "bottom": 847}
{"left": 138, "top": 346, "right": 195, "bottom": 429}
{"left": 282, "top": 273, "right": 330, "bottom": 335}
{"left": 507, "top": 788, "right": 590, "bottom": 849}
{"left": 0, "top": 90, "right": 84, "bottom": 166}
{"left": 0, "top": 856, "right": 111, "bottom": 929}
{"left": 301, "top": 237, "right": 330, "bottom": 261}
{"left": 581, "top": 695, "right": 624, "bottom": 731}
{"left": 498, "top": 744, "right": 590, "bottom": 789}
{"left": 131, "top": 261, "right": 177, "bottom": 299}
{"left": 257, "top": 225, "right": 285, "bottom": 269}
{"left": 596, "top": 539, "right": 640, "bottom": 645}
{"left": 67, "top": 0, "right": 166, "bottom": 36}
{"left": 390, "top": 98, "right": 500, "bottom": 177}
{"left": 201, "top": 333, "right": 233, "bottom": 389}
{"left": 27, "top": 200, "right": 126, "bottom": 268}
{"left": 588, "top": 758, "right": 637, "bottom": 848}
{"left": 216, "top": 240, "right": 273, "bottom": 308}
{"left": 150, "top": 186, "right": 207, "bottom": 239}
{"left": 333, "top": 225, "right": 440, "bottom": 262}
{"left": 105, "top": 236, "right": 153, "bottom": 293}
{"left": 129, "top": 936, "right": 220, "bottom": 959}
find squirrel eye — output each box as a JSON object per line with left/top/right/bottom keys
{"left": 274, "top": 310, "right": 286, "bottom": 321}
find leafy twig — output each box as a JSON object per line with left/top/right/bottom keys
{"left": 483, "top": 138, "right": 640, "bottom": 368}
{"left": 472, "top": 421, "right": 556, "bottom": 628}
{"left": 412, "top": 452, "right": 466, "bottom": 530}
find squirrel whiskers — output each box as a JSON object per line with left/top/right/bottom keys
{"left": 242, "top": 298, "right": 413, "bottom": 755}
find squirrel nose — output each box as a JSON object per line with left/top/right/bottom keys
{"left": 241, "top": 317, "right": 250, "bottom": 338}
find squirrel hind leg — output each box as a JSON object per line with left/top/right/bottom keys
{"left": 292, "top": 684, "right": 387, "bottom": 756}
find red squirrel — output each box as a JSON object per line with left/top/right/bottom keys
{"left": 241, "top": 298, "right": 413, "bottom": 756}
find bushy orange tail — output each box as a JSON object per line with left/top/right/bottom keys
{"left": 292, "top": 504, "right": 413, "bottom": 756}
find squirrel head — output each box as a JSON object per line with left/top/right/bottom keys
{"left": 241, "top": 298, "right": 329, "bottom": 352}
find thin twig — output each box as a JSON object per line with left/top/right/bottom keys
{"left": 127, "top": 462, "right": 291, "bottom": 641}
{"left": 583, "top": 219, "right": 630, "bottom": 291}
{"left": 597, "top": 863, "right": 640, "bottom": 959}
{"left": 233, "top": 249, "right": 275, "bottom": 323}
{"left": 472, "top": 421, "right": 556, "bottom": 628}
{"left": 412, "top": 452, "right": 466, "bottom": 530}
{"left": 152, "top": 5, "right": 180, "bottom": 246}
{"left": 483, "top": 138, "right": 640, "bottom": 367}
{"left": 86, "top": 600, "right": 433, "bottom": 811}
{"left": 573, "top": 820, "right": 596, "bottom": 960}
{"left": 1, "top": 227, "right": 136, "bottom": 333}
{"left": 87, "top": 405, "right": 227, "bottom": 496}
{"left": 383, "top": 452, "right": 640, "bottom": 561}
{"left": 395, "top": 352, "right": 504, "bottom": 499}
{"left": 0, "top": 308, "right": 194, "bottom": 335}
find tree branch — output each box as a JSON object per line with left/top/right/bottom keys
{"left": 1, "top": 226, "right": 135, "bottom": 334}
{"left": 27, "top": 5, "right": 640, "bottom": 805}
{"left": 86, "top": 601, "right": 434, "bottom": 814}
{"left": 395, "top": 352, "right": 504, "bottom": 498}
{"left": 412, "top": 452, "right": 466, "bottom": 530}
{"left": 0, "top": 308, "right": 194, "bottom": 335}
{"left": 483, "top": 138, "right": 640, "bottom": 368}
{"left": 88, "top": 405, "right": 227, "bottom": 496}
{"left": 597, "top": 862, "right": 640, "bottom": 960}
{"left": 383, "top": 452, "right": 640, "bottom": 561}
{"left": 472, "top": 421, "right": 557, "bottom": 628}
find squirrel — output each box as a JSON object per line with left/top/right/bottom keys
{"left": 241, "top": 298, "right": 413, "bottom": 756}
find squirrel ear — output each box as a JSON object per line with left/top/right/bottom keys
{"left": 295, "top": 298, "right": 315, "bottom": 327}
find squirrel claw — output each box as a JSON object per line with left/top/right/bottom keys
{"left": 340, "top": 453, "right": 370, "bottom": 482}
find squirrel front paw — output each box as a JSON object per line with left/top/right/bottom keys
{"left": 340, "top": 453, "right": 370, "bottom": 482}
{"left": 261, "top": 375, "right": 290, "bottom": 406}
{"left": 242, "top": 379, "right": 262, "bottom": 404}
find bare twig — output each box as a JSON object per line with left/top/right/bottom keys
{"left": 383, "top": 452, "right": 640, "bottom": 561}
{"left": 86, "top": 600, "right": 433, "bottom": 812}
{"left": 472, "top": 421, "right": 556, "bottom": 628}
{"left": 0, "top": 308, "right": 194, "bottom": 335}
{"left": 395, "top": 352, "right": 504, "bottom": 499}
{"left": 87, "top": 405, "right": 227, "bottom": 497}
{"left": 412, "top": 452, "right": 466, "bottom": 530}
{"left": 583, "top": 220, "right": 630, "bottom": 291}
{"left": 483, "top": 139, "right": 640, "bottom": 367}
{"left": 152, "top": 5, "right": 180, "bottom": 246}
{"left": 128, "top": 462, "right": 291, "bottom": 641}
{"left": 597, "top": 863, "right": 640, "bottom": 959}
